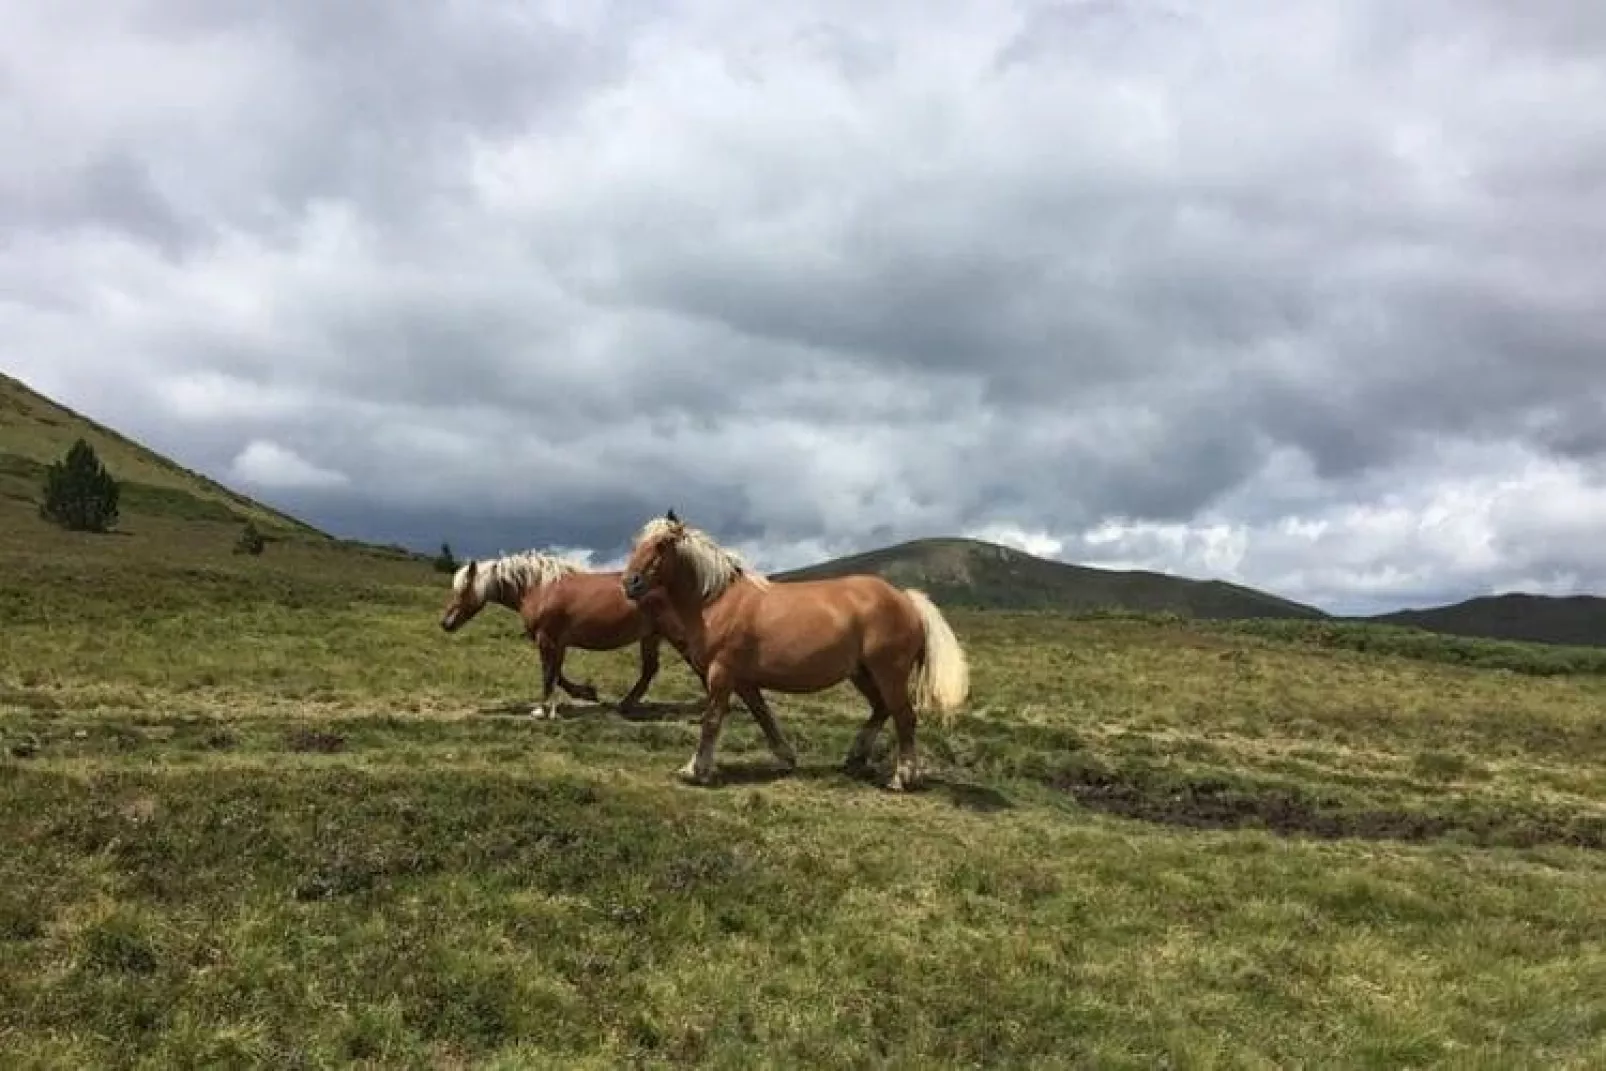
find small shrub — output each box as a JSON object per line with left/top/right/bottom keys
{"left": 234, "top": 522, "right": 265, "bottom": 556}
{"left": 433, "top": 542, "right": 458, "bottom": 574}
{"left": 39, "top": 437, "right": 120, "bottom": 532}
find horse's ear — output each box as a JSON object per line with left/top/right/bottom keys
{"left": 665, "top": 508, "right": 679, "bottom": 524}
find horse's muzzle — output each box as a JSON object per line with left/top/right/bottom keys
{"left": 621, "top": 573, "right": 646, "bottom": 601}
{"left": 440, "top": 611, "right": 458, "bottom": 632}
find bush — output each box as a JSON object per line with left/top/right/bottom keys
{"left": 39, "top": 438, "right": 120, "bottom": 533}
{"left": 234, "top": 522, "right": 265, "bottom": 556}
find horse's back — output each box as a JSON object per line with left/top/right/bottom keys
{"left": 756, "top": 572, "right": 921, "bottom": 649}
{"left": 538, "top": 570, "right": 648, "bottom": 647}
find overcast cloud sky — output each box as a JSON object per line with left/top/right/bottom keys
{"left": 4, "top": 0, "right": 1606, "bottom": 614}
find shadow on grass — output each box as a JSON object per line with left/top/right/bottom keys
{"left": 474, "top": 698, "right": 706, "bottom": 721}
{"left": 926, "top": 776, "right": 1016, "bottom": 813}
{"left": 616, "top": 699, "right": 707, "bottom": 722}
{"left": 666, "top": 760, "right": 1017, "bottom": 812}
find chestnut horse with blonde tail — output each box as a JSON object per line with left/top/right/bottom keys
{"left": 440, "top": 550, "right": 677, "bottom": 719}
{"left": 621, "top": 510, "right": 971, "bottom": 791}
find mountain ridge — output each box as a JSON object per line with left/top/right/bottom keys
{"left": 772, "top": 535, "right": 1329, "bottom": 621}
{"left": 1370, "top": 592, "right": 1606, "bottom": 648}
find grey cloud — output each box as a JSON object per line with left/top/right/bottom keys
{"left": 279, "top": 496, "right": 680, "bottom": 568}
{"left": 0, "top": 150, "right": 198, "bottom": 254}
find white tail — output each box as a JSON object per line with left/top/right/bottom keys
{"left": 904, "top": 588, "right": 970, "bottom": 724}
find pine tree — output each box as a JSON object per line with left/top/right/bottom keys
{"left": 39, "top": 438, "right": 120, "bottom": 533}
{"left": 433, "top": 542, "right": 458, "bottom": 573}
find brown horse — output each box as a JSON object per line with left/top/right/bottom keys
{"left": 620, "top": 511, "right": 971, "bottom": 790}
{"left": 439, "top": 550, "right": 671, "bottom": 718}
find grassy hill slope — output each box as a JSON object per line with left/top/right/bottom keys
{"left": 0, "top": 370, "right": 429, "bottom": 572}
{"left": 774, "top": 536, "right": 1329, "bottom": 620}
{"left": 0, "top": 370, "right": 324, "bottom": 536}
{"left": 1369, "top": 592, "right": 1606, "bottom": 648}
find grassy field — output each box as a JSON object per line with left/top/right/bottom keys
{"left": 3, "top": 493, "right": 1606, "bottom": 1068}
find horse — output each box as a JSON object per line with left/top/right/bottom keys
{"left": 619, "top": 510, "right": 971, "bottom": 791}
{"left": 439, "top": 550, "right": 672, "bottom": 719}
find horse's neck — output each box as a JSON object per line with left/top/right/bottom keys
{"left": 683, "top": 574, "right": 758, "bottom": 648}
{"left": 658, "top": 572, "right": 726, "bottom": 653}
{"left": 485, "top": 570, "right": 534, "bottom": 612}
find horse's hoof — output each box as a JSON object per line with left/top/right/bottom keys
{"left": 775, "top": 748, "right": 799, "bottom": 772}
{"left": 677, "top": 760, "right": 712, "bottom": 786}
{"left": 887, "top": 764, "right": 918, "bottom": 792}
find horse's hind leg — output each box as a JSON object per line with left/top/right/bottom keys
{"left": 866, "top": 657, "right": 921, "bottom": 791}
{"left": 531, "top": 637, "right": 565, "bottom": 719}
{"left": 616, "top": 635, "right": 662, "bottom": 714}
{"left": 735, "top": 684, "right": 797, "bottom": 771}
{"left": 844, "top": 666, "right": 891, "bottom": 775}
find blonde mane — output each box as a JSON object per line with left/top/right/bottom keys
{"left": 454, "top": 549, "right": 586, "bottom": 603}
{"left": 636, "top": 517, "right": 770, "bottom": 602}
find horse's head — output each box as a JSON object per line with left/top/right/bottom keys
{"left": 440, "top": 559, "right": 487, "bottom": 631}
{"left": 621, "top": 508, "right": 685, "bottom": 603}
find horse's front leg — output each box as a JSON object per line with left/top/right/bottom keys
{"left": 616, "top": 634, "right": 662, "bottom": 714}
{"left": 680, "top": 663, "right": 734, "bottom": 785}
{"left": 557, "top": 663, "right": 600, "bottom": 704}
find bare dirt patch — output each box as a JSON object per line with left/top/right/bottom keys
{"left": 285, "top": 728, "right": 346, "bottom": 753}
{"left": 1047, "top": 763, "right": 1606, "bottom": 850}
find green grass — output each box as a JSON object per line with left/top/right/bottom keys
{"left": 2, "top": 505, "right": 1605, "bottom": 1068}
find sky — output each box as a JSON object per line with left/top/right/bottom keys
{"left": 4, "top": 0, "right": 1606, "bottom": 616}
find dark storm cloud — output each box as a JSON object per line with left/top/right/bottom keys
{"left": 5, "top": 0, "right": 1606, "bottom": 611}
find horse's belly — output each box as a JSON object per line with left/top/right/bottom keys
{"left": 745, "top": 635, "right": 858, "bottom": 691}
{"left": 566, "top": 616, "right": 642, "bottom": 649}
{"left": 555, "top": 599, "right": 644, "bottom": 649}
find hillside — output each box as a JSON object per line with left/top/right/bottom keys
{"left": 774, "top": 536, "right": 1329, "bottom": 620}
{"left": 0, "top": 370, "right": 326, "bottom": 536}
{"left": 0, "top": 370, "right": 428, "bottom": 571}
{"left": 1369, "top": 592, "right": 1606, "bottom": 648}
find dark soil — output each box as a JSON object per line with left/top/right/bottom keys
{"left": 285, "top": 728, "right": 346, "bottom": 753}
{"left": 1047, "top": 764, "right": 1606, "bottom": 850}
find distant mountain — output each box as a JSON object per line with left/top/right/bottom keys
{"left": 1367, "top": 593, "right": 1606, "bottom": 648}
{"left": 772, "top": 536, "right": 1329, "bottom": 620}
